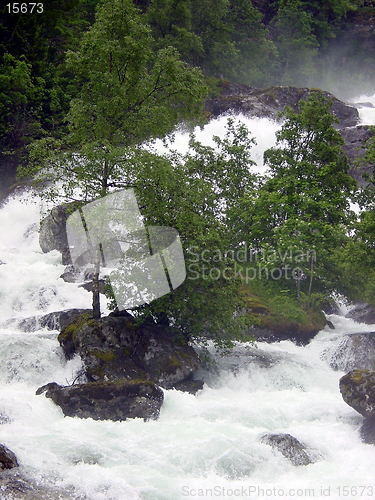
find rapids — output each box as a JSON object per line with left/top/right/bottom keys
{"left": 1, "top": 113, "right": 375, "bottom": 500}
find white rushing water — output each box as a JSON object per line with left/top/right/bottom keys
{"left": 1, "top": 116, "right": 375, "bottom": 500}
{"left": 351, "top": 93, "right": 375, "bottom": 125}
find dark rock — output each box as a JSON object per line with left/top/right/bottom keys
{"left": 0, "top": 444, "right": 18, "bottom": 470}
{"left": 321, "top": 298, "right": 341, "bottom": 315}
{"left": 2, "top": 308, "right": 92, "bottom": 334}
{"left": 39, "top": 202, "right": 123, "bottom": 267}
{"left": 341, "top": 127, "right": 375, "bottom": 187}
{"left": 58, "top": 314, "right": 201, "bottom": 389}
{"left": 59, "top": 309, "right": 92, "bottom": 333}
{"left": 339, "top": 369, "right": 375, "bottom": 418}
{"left": 39, "top": 202, "right": 80, "bottom": 265}
{"left": 78, "top": 279, "right": 106, "bottom": 294}
{"left": 60, "top": 265, "right": 82, "bottom": 283}
{"left": 205, "top": 84, "right": 359, "bottom": 128}
{"left": 345, "top": 302, "right": 375, "bottom": 324}
{"left": 326, "top": 320, "right": 335, "bottom": 330}
{"left": 323, "top": 332, "right": 375, "bottom": 371}
{"left": 260, "top": 433, "right": 319, "bottom": 466}
{"left": 172, "top": 378, "right": 204, "bottom": 395}
{"left": 0, "top": 469, "right": 89, "bottom": 499}
{"left": 36, "top": 380, "right": 164, "bottom": 421}
{"left": 360, "top": 415, "right": 375, "bottom": 445}
{"left": 355, "top": 102, "right": 374, "bottom": 109}
{"left": 248, "top": 324, "right": 321, "bottom": 346}
{"left": 2, "top": 311, "right": 61, "bottom": 332}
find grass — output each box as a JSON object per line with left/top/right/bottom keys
{"left": 239, "top": 263, "right": 327, "bottom": 338}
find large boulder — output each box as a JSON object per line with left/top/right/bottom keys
{"left": 2, "top": 308, "right": 91, "bottom": 334}
{"left": 39, "top": 201, "right": 123, "bottom": 269}
{"left": 58, "top": 312, "right": 202, "bottom": 390}
{"left": 322, "top": 332, "right": 375, "bottom": 372}
{"left": 205, "top": 84, "right": 359, "bottom": 128}
{"left": 360, "top": 415, "right": 375, "bottom": 445}
{"left": 36, "top": 380, "right": 163, "bottom": 421}
{"left": 0, "top": 444, "right": 18, "bottom": 470}
{"left": 341, "top": 126, "right": 375, "bottom": 187}
{"left": 339, "top": 370, "right": 375, "bottom": 445}
{"left": 260, "top": 433, "right": 320, "bottom": 466}
{"left": 39, "top": 202, "right": 80, "bottom": 265}
{"left": 345, "top": 303, "right": 375, "bottom": 324}
{"left": 339, "top": 369, "right": 375, "bottom": 418}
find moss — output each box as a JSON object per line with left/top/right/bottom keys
{"left": 58, "top": 312, "right": 92, "bottom": 346}
{"left": 89, "top": 349, "right": 116, "bottom": 362}
{"left": 352, "top": 369, "right": 369, "bottom": 385}
{"left": 88, "top": 366, "right": 105, "bottom": 380}
{"left": 161, "top": 355, "right": 182, "bottom": 374}
{"left": 237, "top": 269, "right": 327, "bottom": 339}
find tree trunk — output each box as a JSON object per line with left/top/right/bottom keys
{"left": 307, "top": 254, "right": 314, "bottom": 310}
{"left": 92, "top": 246, "right": 101, "bottom": 319}
{"left": 296, "top": 268, "right": 301, "bottom": 306}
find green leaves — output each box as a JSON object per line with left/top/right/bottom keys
{"left": 65, "top": 0, "right": 206, "bottom": 146}
{"left": 245, "top": 93, "right": 357, "bottom": 304}
{"left": 271, "top": 0, "right": 319, "bottom": 85}
{"left": 0, "top": 54, "right": 44, "bottom": 151}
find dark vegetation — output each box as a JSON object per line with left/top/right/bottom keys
{"left": 1, "top": 0, "right": 375, "bottom": 345}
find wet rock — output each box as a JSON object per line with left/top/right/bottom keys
{"left": 323, "top": 332, "right": 375, "bottom": 371}
{"left": 78, "top": 279, "right": 106, "bottom": 294}
{"left": 2, "top": 308, "right": 91, "bottom": 334}
{"left": 260, "top": 433, "right": 319, "bottom": 466}
{"left": 59, "top": 265, "right": 83, "bottom": 283}
{"left": 172, "top": 377, "right": 204, "bottom": 394}
{"left": 339, "top": 369, "right": 375, "bottom": 418}
{"left": 2, "top": 312, "right": 61, "bottom": 332}
{"left": 345, "top": 302, "right": 375, "bottom": 324}
{"left": 0, "top": 469, "right": 88, "bottom": 499}
{"left": 58, "top": 314, "right": 201, "bottom": 390}
{"left": 205, "top": 84, "right": 359, "bottom": 128}
{"left": 58, "top": 309, "right": 92, "bottom": 333}
{"left": 36, "top": 380, "right": 164, "bottom": 421}
{"left": 39, "top": 202, "right": 80, "bottom": 265}
{"left": 248, "top": 324, "right": 321, "bottom": 346}
{"left": 0, "top": 444, "right": 18, "bottom": 470}
{"left": 360, "top": 415, "right": 375, "bottom": 445}
{"left": 39, "top": 201, "right": 123, "bottom": 267}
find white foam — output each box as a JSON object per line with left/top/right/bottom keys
{"left": 351, "top": 93, "right": 375, "bottom": 125}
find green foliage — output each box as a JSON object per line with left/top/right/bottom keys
{"left": 337, "top": 129, "right": 375, "bottom": 306}
{"left": 65, "top": 0, "right": 206, "bottom": 147}
{"left": 244, "top": 92, "right": 357, "bottom": 305}
{"left": 0, "top": 53, "right": 44, "bottom": 151}
{"left": 103, "top": 120, "right": 258, "bottom": 345}
{"left": 24, "top": 0, "right": 207, "bottom": 201}
{"left": 270, "top": 0, "right": 319, "bottom": 86}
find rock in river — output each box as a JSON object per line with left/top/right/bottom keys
{"left": 36, "top": 380, "right": 164, "bottom": 421}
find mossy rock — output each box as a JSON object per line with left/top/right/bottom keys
{"left": 340, "top": 369, "right": 375, "bottom": 418}
{"left": 58, "top": 311, "right": 92, "bottom": 359}
{"left": 36, "top": 380, "right": 164, "bottom": 421}
{"left": 58, "top": 315, "right": 201, "bottom": 390}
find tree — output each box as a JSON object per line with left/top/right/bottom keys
{"left": 245, "top": 92, "right": 356, "bottom": 306}
{"left": 270, "top": 0, "right": 319, "bottom": 86}
{"left": 24, "top": 0, "right": 206, "bottom": 319}
{"left": 338, "top": 128, "right": 375, "bottom": 306}
{"left": 104, "top": 120, "right": 258, "bottom": 345}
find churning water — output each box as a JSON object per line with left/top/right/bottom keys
{"left": 1, "top": 115, "right": 375, "bottom": 500}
